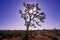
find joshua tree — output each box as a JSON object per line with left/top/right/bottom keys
{"left": 19, "top": 2, "right": 45, "bottom": 40}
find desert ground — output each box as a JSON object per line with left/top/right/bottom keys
{"left": 0, "top": 29, "right": 60, "bottom": 40}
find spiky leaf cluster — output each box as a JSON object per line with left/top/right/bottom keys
{"left": 19, "top": 2, "right": 45, "bottom": 28}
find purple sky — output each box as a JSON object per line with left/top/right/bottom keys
{"left": 0, "top": 0, "right": 60, "bottom": 30}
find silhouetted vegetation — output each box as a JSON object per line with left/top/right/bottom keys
{"left": 0, "top": 29, "right": 60, "bottom": 40}
{"left": 19, "top": 2, "right": 46, "bottom": 40}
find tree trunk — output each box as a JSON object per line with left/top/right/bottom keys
{"left": 23, "top": 25, "right": 29, "bottom": 40}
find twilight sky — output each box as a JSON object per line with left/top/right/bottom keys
{"left": 0, "top": 0, "right": 60, "bottom": 30}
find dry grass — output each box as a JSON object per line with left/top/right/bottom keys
{"left": 3, "top": 33, "right": 59, "bottom": 40}
{"left": 0, "top": 30, "right": 60, "bottom": 40}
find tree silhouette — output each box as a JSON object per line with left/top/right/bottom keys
{"left": 19, "top": 2, "right": 46, "bottom": 40}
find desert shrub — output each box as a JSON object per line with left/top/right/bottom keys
{"left": 51, "top": 37, "right": 58, "bottom": 40}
